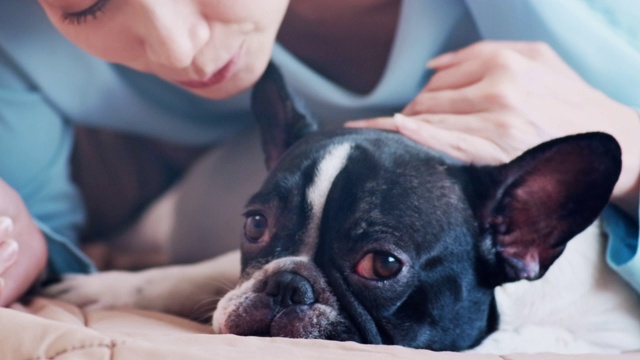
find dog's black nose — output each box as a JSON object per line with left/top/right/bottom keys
{"left": 264, "top": 271, "right": 316, "bottom": 307}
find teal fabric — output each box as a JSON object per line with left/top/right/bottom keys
{"left": 0, "top": 0, "right": 638, "bottom": 289}
{"left": 604, "top": 205, "right": 640, "bottom": 293}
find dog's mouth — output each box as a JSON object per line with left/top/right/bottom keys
{"left": 212, "top": 258, "right": 363, "bottom": 341}
{"left": 219, "top": 292, "right": 342, "bottom": 339}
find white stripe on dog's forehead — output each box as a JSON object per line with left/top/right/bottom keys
{"left": 300, "top": 142, "right": 353, "bottom": 257}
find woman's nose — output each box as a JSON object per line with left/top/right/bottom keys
{"left": 139, "top": 1, "right": 210, "bottom": 69}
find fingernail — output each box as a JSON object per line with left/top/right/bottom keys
{"left": 0, "top": 239, "right": 19, "bottom": 267}
{"left": 0, "top": 217, "right": 13, "bottom": 233}
{"left": 393, "top": 113, "right": 418, "bottom": 131}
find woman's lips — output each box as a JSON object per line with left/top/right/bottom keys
{"left": 177, "top": 44, "right": 244, "bottom": 89}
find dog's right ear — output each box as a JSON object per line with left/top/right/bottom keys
{"left": 456, "top": 132, "right": 622, "bottom": 285}
{"left": 251, "top": 63, "right": 319, "bottom": 170}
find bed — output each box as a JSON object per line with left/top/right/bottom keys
{"left": 1, "top": 297, "right": 637, "bottom": 360}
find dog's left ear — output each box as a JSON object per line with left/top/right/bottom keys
{"left": 457, "top": 132, "right": 622, "bottom": 285}
{"left": 251, "top": 63, "right": 319, "bottom": 170}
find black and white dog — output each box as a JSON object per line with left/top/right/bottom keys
{"left": 48, "top": 65, "right": 640, "bottom": 353}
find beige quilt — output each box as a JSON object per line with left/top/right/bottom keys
{"left": 1, "top": 297, "right": 638, "bottom": 359}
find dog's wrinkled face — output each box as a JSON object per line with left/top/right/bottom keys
{"left": 214, "top": 130, "right": 495, "bottom": 348}
{"left": 212, "top": 65, "right": 622, "bottom": 351}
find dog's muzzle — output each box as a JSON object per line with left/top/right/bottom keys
{"left": 212, "top": 257, "right": 357, "bottom": 340}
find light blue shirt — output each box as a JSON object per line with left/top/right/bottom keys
{"left": 0, "top": 0, "right": 639, "bottom": 291}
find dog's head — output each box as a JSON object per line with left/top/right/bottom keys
{"left": 212, "top": 65, "right": 622, "bottom": 350}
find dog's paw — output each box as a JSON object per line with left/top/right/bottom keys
{"left": 42, "top": 271, "right": 142, "bottom": 310}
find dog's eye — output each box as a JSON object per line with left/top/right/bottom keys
{"left": 355, "top": 252, "right": 403, "bottom": 280}
{"left": 244, "top": 214, "right": 268, "bottom": 243}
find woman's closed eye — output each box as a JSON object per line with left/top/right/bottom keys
{"left": 60, "top": 0, "right": 111, "bottom": 25}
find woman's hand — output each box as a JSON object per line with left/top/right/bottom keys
{"left": 0, "top": 178, "right": 47, "bottom": 306}
{"left": 0, "top": 217, "right": 19, "bottom": 294}
{"left": 346, "top": 41, "right": 640, "bottom": 217}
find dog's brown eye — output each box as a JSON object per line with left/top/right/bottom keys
{"left": 355, "top": 252, "right": 403, "bottom": 280}
{"left": 244, "top": 214, "right": 268, "bottom": 243}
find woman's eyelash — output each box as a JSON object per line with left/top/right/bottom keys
{"left": 61, "top": 0, "right": 110, "bottom": 25}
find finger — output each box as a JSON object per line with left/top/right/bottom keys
{"left": 0, "top": 217, "right": 14, "bottom": 238}
{"left": 403, "top": 85, "right": 488, "bottom": 116}
{"left": 344, "top": 117, "right": 398, "bottom": 131}
{"left": 429, "top": 41, "right": 560, "bottom": 69}
{"left": 425, "top": 58, "right": 489, "bottom": 92}
{"left": 393, "top": 114, "right": 510, "bottom": 165}
{"left": 428, "top": 42, "right": 505, "bottom": 69}
{"left": 0, "top": 239, "right": 19, "bottom": 274}
{"left": 426, "top": 45, "right": 539, "bottom": 94}
{"left": 396, "top": 112, "right": 506, "bottom": 140}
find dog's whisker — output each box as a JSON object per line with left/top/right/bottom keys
{"left": 207, "top": 279, "right": 236, "bottom": 291}
{"left": 191, "top": 297, "right": 222, "bottom": 323}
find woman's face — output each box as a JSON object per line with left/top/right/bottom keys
{"left": 38, "top": 0, "right": 289, "bottom": 99}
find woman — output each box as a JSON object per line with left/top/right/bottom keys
{"left": 0, "top": 0, "right": 638, "bottom": 306}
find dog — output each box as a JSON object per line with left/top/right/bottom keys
{"left": 47, "top": 64, "right": 640, "bottom": 353}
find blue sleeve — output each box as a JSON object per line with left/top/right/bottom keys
{"left": 0, "top": 49, "right": 95, "bottom": 280}
{"left": 603, "top": 204, "right": 640, "bottom": 293}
